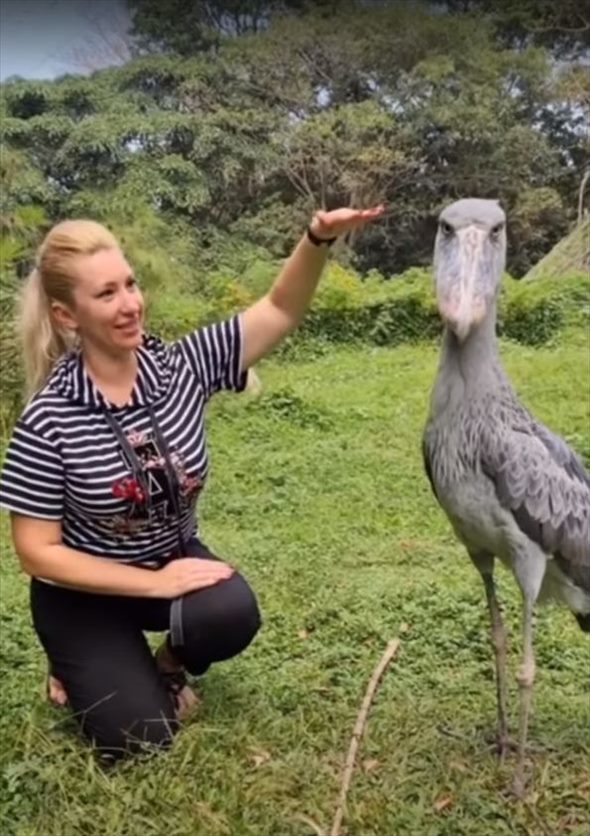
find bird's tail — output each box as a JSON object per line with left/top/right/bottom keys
{"left": 574, "top": 612, "right": 590, "bottom": 632}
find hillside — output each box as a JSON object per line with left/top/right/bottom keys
{"left": 524, "top": 218, "right": 590, "bottom": 280}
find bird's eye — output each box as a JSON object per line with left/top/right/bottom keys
{"left": 490, "top": 223, "right": 504, "bottom": 239}
{"left": 440, "top": 221, "right": 453, "bottom": 237}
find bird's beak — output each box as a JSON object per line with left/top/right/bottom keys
{"left": 437, "top": 225, "right": 488, "bottom": 341}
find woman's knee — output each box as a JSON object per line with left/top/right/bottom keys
{"left": 180, "top": 572, "right": 261, "bottom": 666}
{"left": 213, "top": 572, "right": 261, "bottom": 640}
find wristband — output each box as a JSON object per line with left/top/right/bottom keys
{"left": 307, "top": 226, "right": 337, "bottom": 247}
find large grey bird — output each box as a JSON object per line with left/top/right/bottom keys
{"left": 422, "top": 198, "right": 590, "bottom": 795}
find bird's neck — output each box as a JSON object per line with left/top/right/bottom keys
{"left": 431, "top": 301, "right": 504, "bottom": 416}
{"left": 444, "top": 301, "right": 500, "bottom": 373}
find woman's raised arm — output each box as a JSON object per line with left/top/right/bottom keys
{"left": 239, "top": 205, "right": 385, "bottom": 370}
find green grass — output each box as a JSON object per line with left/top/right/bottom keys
{"left": 1, "top": 330, "right": 589, "bottom": 836}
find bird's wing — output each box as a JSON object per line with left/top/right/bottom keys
{"left": 481, "top": 416, "right": 590, "bottom": 590}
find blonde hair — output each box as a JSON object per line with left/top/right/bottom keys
{"left": 19, "top": 219, "right": 119, "bottom": 397}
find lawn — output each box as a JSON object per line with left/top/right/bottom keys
{"left": 1, "top": 329, "right": 589, "bottom": 836}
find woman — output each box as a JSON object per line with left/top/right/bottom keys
{"left": 0, "top": 205, "right": 384, "bottom": 761}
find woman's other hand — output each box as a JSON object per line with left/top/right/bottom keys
{"left": 154, "top": 557, "right": 234, "bottom": 598}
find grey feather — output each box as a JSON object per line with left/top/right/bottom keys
{"left": 481, "top": 409, "right": 590, "bottom": 590}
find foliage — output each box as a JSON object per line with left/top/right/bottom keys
{"left": 1, "top": 2, "right": 587, "bottom": 279}
{"left": 147, "top": 267, "right": 589, "bottom": 367}
{"left": 0, "top": 202, "right": 51, "bottom": 433}
{"left": 128, "top": 0, "right": 311, "bottom": 56}
{"left": 432, "top": 0, "right": 590, "bottom": 57}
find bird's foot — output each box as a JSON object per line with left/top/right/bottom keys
{"left": 489, "top": 732, "right": 513, "bottom": 762}
{"left": 497, "top": 773, "right": 531, "bottom": 801}
{"left": 485, "top": 733, "right": 549, "bottom": 760}
{"left": 510, "top": 771, "right": 528, "bottom": 800}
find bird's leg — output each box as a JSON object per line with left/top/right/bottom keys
{"left": 481, "top": 572, "right": 510, "bottom": 759}
{"left": 513, "top": 596, "right": 536, "bottom": 798}
{"left": 469, "top": 553, "right": 511, "bottom": 756}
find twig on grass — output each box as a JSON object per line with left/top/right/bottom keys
{"left": 292, "top": 812, "right": 326, "bottom": 835}
{"left": 330, "top": 637, "right": 402, "bottom": 836}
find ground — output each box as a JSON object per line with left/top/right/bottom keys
{"left": 1, "top": 331, "right": 588, "bottom": 836}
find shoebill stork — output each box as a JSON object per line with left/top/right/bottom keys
{"left": 422, "top": 198, "right": 590, "bottom": 795}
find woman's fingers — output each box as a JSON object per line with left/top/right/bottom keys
{"left": 156, "top": 557, "right": 234, "bottom": 597}
{"left": 314, "top": 204, "right": 386, "bottom": 236}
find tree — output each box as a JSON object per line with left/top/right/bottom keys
{"left": 1, "top": 2, "right": 585, "bottom": 277}
{"left": 127, "top": 0, "right": 312, "bottom": 55}
{"left": 432, "top": 1, "right": 590, "bottom": 56}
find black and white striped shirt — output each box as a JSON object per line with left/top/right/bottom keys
{"left": 0, "top": 316, "right": 246, "bottom": 566}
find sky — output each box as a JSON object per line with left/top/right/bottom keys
{"left": 0, "top": 0, "right": 132, "bottom": 81}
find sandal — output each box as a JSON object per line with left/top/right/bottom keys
{"left": 159, "top": 667, "right": 188, "bottom": 707}
{"left": 154, "top": 642, "right": 199, "bottom": 720}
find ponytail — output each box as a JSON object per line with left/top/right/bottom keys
{"left": 18, "top": 219, "right": 119, "bottom": 398}
{"left": 19, "top": 267, "right": 76, "bottom": 399}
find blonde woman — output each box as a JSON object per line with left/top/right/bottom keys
{"left": 0, "top": 205, "right": 384, "bottom": 761}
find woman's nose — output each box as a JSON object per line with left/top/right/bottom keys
{"left": 121, "top": 288, "right": 142, "bottom": 313}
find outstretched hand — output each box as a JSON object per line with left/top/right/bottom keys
{"left": 310, "top": 205, "right": 386, "bottom": 240}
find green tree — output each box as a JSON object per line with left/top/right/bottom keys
{"left": 1, "top": 1, "right": 585, "bottom": 278}
{"left": 432, "top": 0, "right": 590, "bottom": 56}
{"left": 128, "top": 0, "right": 315, "bottom": 55}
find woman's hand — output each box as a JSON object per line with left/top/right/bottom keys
{"left": 154, "top": 558, "right": 234, "bottom": 598}
{"left": 309, "top": 204, "right": 386, "bottom": 241}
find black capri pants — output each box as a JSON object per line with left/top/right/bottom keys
{"left": 30, "top": 538, "right": 261, "bottom": 761}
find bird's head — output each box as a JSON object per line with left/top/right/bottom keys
{"left": 433, "top": 198, "right": 506, "bottom": 342}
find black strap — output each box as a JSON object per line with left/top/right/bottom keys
{"left": 104, "top": 405, "right": 188, "bottom": 647}
{"left": 103, "top": 406, "right": 187, "bottom": 557}
{"left": 103, "top": 410, "right": 151, "bottom": 516}
{"left": 147, "top": 404, "right": 187, "bottom": 556}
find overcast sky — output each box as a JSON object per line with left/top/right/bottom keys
{"left": 0, "top": 0, "right": 131, "bottom": 81}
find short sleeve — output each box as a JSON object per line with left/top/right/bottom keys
{"left": 173, "top": 314, "right": 248, "bottom": 400}
{"left": 0, "top": 418, "right": 64, "bottom": 520}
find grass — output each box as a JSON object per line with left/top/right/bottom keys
{"left": 1, "top": 328, "right": 589, "bottom": 836}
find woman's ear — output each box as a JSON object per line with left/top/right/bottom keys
{"left": 51, "top": 301, "right": 78, "bottom": 333}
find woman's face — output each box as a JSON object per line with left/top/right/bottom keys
{"left": 54, "top": 248, "right": 145, "bottom": 355}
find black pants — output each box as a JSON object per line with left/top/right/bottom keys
{"left": 30, "top": 539, "right": 261, "bottom": 760}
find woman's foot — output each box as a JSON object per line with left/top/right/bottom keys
{"left": 173, "top": 684, "right": 200, "bottom": 721}
{"left": 47, "top": 672, "right": 68, "bottom": 707}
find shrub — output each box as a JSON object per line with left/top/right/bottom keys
{"left": 500, "top": 272, "right": 589, "bottom": 343}
{"left": 1, "top": 259, "right": 587, "bottom": 433}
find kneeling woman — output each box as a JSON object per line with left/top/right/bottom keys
{"left": 0, "top": 205, "right": 384, "bottom": 761}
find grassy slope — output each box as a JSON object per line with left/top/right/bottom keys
{"left": 523, "top": 219, "right": 590, "bottom": 281}
{"left": 0, "top": 329, "right": 589, "bottom": 836}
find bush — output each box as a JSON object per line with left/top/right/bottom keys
{"left": 1, "top": 259, "right": 587, "bottom": 433}
{"left": 148, "top": 264, "right": 588, "bottom": 351}
{"left": 499, "top": 272, "right": 589, "bottom": 343}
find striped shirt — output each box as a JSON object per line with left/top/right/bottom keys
{"left": 0, "top": 316, "right": 246, "bottom": 566}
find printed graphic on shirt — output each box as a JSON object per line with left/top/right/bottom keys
{"left": 108, "top": 428, "right": 203, "bottom": 535}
